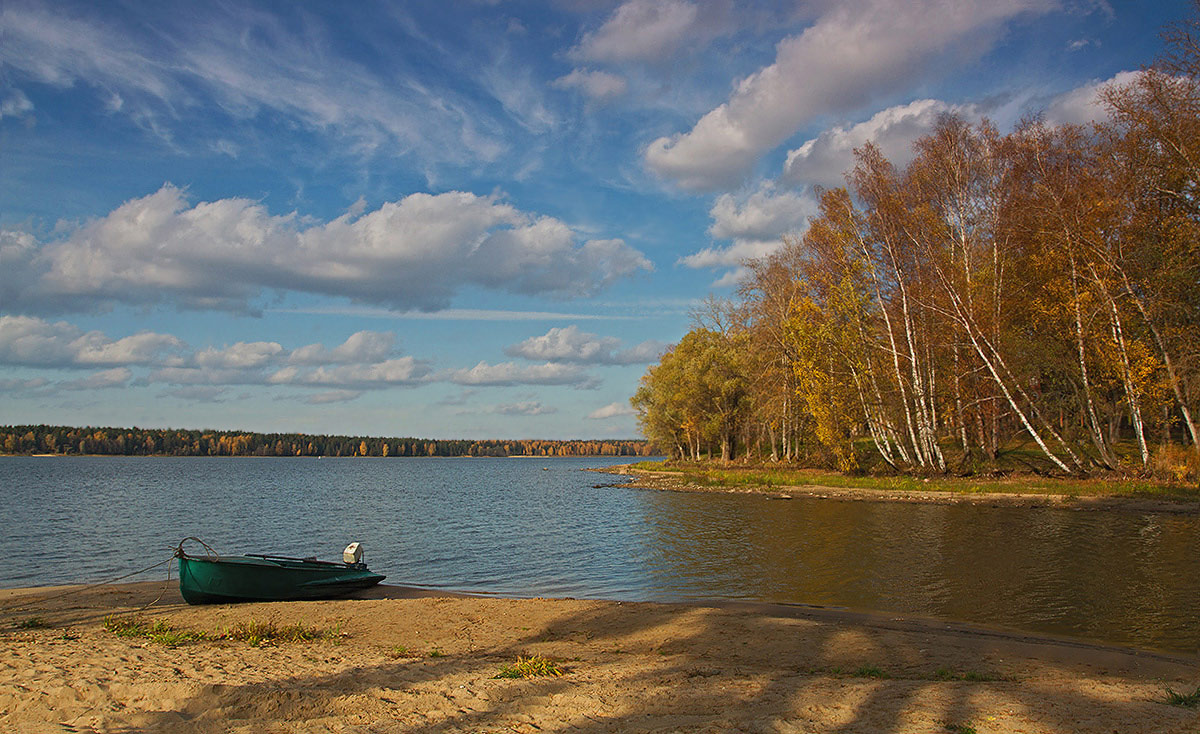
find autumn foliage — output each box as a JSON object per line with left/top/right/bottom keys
{"left": 633, "top": 30, "right": 1200, "bottom": 479}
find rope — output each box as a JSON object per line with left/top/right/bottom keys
{"left": 124, "top": 556, "right": 175, "bottom": 617}
{"left": 0, "top": 555, "right": 174, "bottom": 613}
{"left": 1, "top": 537, "right": 224, "bottom": 618}
{"left": 174, "top": 536, "right": 218, "bottom": 559}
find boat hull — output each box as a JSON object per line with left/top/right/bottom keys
{"left": 178, "top": 554, "right": 385, "bottom": 605}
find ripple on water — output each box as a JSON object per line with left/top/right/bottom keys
{"left": 1, "top": 455, "right": 1197, "bottom": 652}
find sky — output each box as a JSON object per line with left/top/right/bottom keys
{"left": 0, "top": 0, "right": 1189, "bottom": 440}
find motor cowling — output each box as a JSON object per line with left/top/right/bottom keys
{"left": 343, "top": 542, "right": 364, "bottom": 565}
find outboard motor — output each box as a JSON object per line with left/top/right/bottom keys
{"left": 343, "top": 542, "right": 364, "bottom": 565}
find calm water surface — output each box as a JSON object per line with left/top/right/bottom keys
{"left": 1, "top": 456, "right": 1197, "bottom": 653}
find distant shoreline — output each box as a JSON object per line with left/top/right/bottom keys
{"left": 3, "top": 453, "right": 647, "bottom": 459}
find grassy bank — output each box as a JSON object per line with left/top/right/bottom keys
{"left": 621, "top": 461, "right": 1200, "bottom": 503}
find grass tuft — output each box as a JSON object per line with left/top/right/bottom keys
{"left": 16, "top": 617, "right": 49, "bottom": 629}
{"left": 104, "top": 616, "right": 208, "bottom": 646}
{"left": 494, "top": 654, "right": 565, "bottom": 679}
{"left": 933, "top": 667, "right": 1005, "bottom": 682}
{"left": 104, "top": 615, "right": 341, "bottom": 647}
{"left": 853, "top": 665, "right": 890, "bottom": 679}
{"left": 1162, "top": 684, "right": 1200, "bottom": 708}
{"left": 943, "top": 724, "right": 978, "bottom": 734}
{"left": 220, "top": 620, "right": 338, "bottom": 647}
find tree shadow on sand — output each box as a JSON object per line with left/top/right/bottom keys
{"left": 28, "top": 589, "right": 1198, "bottom": 734}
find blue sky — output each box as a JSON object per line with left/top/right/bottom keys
{"left": 0, "top": 0, "right": 1187, "bottom": 439}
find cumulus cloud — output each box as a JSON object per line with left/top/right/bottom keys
{"left": 5, "top": 185, "right": 650, "bottom": 314}
{"left": 504, "top": 325, "right": 665, "bottom": 365}
{"left": 680, "top": 183, "right": 816, "bottom": 271}
{"left": 679, "top": 240, "right": 782, "bottom": 269}
{"left": 289, "top": 331, "right": 396, "bottom": 365}
{"left": 587, "top": 401, "right": 635, "bottom": 420}
{"left": 708, "top": 183, "right": 815, "bottom": 242}
{"left": 195, "top": 341, "right": 285, "bottom": 369}
{"left": 0, "top": 314, "right": 612, "bottom": 396}
{"left": 441, "top": 361, "right": 593, "bottom": 387}
{"left": 552, "top": 69, "right": 628, "bottom": 103}
{"left": 0, "top": 315, "right": 184, "bottom": 367}
{"left": 644, "top": 0, "right": 1054, "bottom": 190}
{"left": 267, "top": 358, "right": 429, "bottom": 388}
{"left": 782, "top": 99, "right": 984, "bottom": 189}
{"left": 145, "top": 366, "right": 255, "bottom": 386}
{"left": 569, "top": 0, "right": 731, "bottom": 64}
{"left": 1040, "top": 70, "right": 1139, "bottom": 127}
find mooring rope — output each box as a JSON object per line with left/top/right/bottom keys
{"left": 174, "top": 536, "right": 218, "bottom": 559}
{"left": 0, "top": 554, "right": 175, "bottom": 613}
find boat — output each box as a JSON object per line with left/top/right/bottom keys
{"left": 175, "top": 538, "right": 386, "bottom": 605}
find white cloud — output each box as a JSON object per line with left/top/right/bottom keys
{"left": 0, "top": 377, "right": 50, "bottom": 392}
{"left": 60, "top": 367, "right": 132, "bottom": 390}
{"left": 0, "top": 315, "right": 184, "bottom": 367}
{"left": 708, "top": 183, "right": 815, "bottom": 241}
{"left": 1041, "top": 70, "right": 1139, "bottom": 127}
{"left": 289, "top": 331, "right": 396, "bottom": 365}
{"left": 272, "top": 306, "right": 635, "bottom": 321}
{"left": 492, "top": 401, "right": 557, "bottom": 416}
{"left": 161, "top": 385, "right": 229, "bottom": 403}
{"left": 304, "top": 389, "right": 363, "bottom": 404}
{"left": 0, "top": 89, "right": 33, "bottom": 118}
{"left": 782, "top": 99, "right": 983, "bottom": 189}
{"left": 0, "top": 4, "right": 510, "bottom": 166}
{"left": 587, "top": 401, "right": 635, "bottom": 419}
{"left": 570, "top": 0, "right": 710, "bottom": 63}
{"left": 8, "top": 185, "right": 651, "bottom": 314}
{"left": 267, "top": 358, "right": 429, "bottom": 388}
{"left": 679, "top": 240, "right": 782, "bottom": 269}
{"left": 195, "top": 341, "right": 285, "bottom": 369}
{"left": 680, "top": 183, "right": 816, "bottom": 271}
{"left": 711, "top": 266, "right": 752, "bottom": 288}
{"left": 504, "top": 325, "right": 665, "bottom": 365}
{"left": 480, "top": 55, "right": 556, "bottom": 134}
{"left": 553, "top": 69, "right": 628, "bottom": 103}
{"left": 442, "top": 361, "right": 592, "bottom": 387}
{"left": 145, "top": 366, "right": 254, "bottom": 386}
{"left": 644, "top": 0, "right": 1055, "bottom": 190}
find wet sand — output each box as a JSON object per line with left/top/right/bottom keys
{"left": 1, "top": 581, "right": 1197, "bottom": 733}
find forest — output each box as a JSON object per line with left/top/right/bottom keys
{"left": 633, "top": 21, "right": 1200, "bottom": 481}
{"left": 0, "top": 424, "right": 651, "bottom": 458}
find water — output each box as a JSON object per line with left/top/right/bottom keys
{"left": 1, "top": 456, "right": 1197, "bottom": 653}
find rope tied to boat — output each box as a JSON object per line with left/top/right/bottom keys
{"left": 174, "top": 536, "right": 218, "bottom": 559}
{"left": 0, "top": 553, "right": 176, "bottom": 614}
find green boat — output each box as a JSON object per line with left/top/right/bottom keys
{"left": 175, "top": 538, "right": 386, "bottom": 605}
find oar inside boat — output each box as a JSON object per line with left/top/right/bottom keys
{"left": 175, "top": 537, "right": 385, "bottom": 605}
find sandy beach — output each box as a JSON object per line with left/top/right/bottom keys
{"left": 1, "top": 581, "right": 1197, "bottom": 733}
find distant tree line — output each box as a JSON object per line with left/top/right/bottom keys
{"left": 633, "top": 20, "right": 1200, "bottom": 480}
{"left": 0, "top": 425, "right": 652, "bottom": 458}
